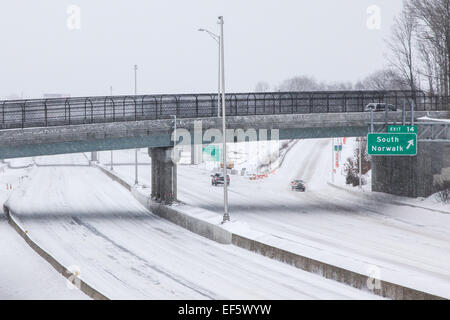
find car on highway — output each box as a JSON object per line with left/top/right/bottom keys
{"left": 364, "top": 103, "right": 397, "bottom": 112}
{"left": 290, "top": 179, "right": 306, "bottom": 192}
{"left": 211, "top": 172, "right": 230, "bottom": 186}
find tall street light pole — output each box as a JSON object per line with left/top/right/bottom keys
{"left": 218, "top": 16, "right": 229, "bottom": 223}
{"left": 110, "top": 86, "right": 114, "bottom": 171}
{"left": 134, "top": 64, "right": 139, "bottom": 185}
{"left": 172, "top": 115, "right": 176, "bottom": 202}
{"left": 359, "top": 137, "right": 362, "bottom": 190}
{"left": 331, "top": 138, "right": 334, "bottom": 183}
{"left": 198, "top": 28, "right": 221, "bottom": 117}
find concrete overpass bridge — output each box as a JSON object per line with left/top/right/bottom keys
{"left": 0, "top": 90, "right": 449, "bottom": 202}
{"left": 0, "top": 90, "right": 448, "bottom": 157}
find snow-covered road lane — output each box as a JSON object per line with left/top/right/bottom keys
{"left": 103, "top": 142, "right": 450, "bottom": 298}
{"left": 5, "top": 154, "right": 378, "bottom": 299}
{"left": 176, "top": 140, "right": 450, "bottom": 298}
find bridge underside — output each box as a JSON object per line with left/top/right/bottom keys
{"left": 0, "top": 126, "right": 368, "bottom": 159}
{"left": 0, "top": 111, "right": 448, "bottom": 159}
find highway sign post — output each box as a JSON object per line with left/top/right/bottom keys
{"left": 367, "top": 133, "right": 417, "bottom": 156}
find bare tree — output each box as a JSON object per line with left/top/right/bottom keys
{"left": 323, "top": 81, "right": 354, "bottom": 91}
{"left": 254, "top": 81, "right": 271, "bottom": 92}
{"left": 386, "top": 5, "right": 418, "bottom": 94}
{"left": 354, "top": 68, "right": 409, "bottom": 90}
{"left": 408, "top": 0, "right": 449, "bottom": 96}
{"left": 417, "top": 41, "right": 438, "bottom": 94}
{"left": 277, "top": 75, "right": 323, "bottom": 91}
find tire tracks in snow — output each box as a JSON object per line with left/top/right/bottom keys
{"left": 71, "top": 216, "right": 220, "bottom": 299}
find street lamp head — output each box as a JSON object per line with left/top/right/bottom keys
{"left": 198, "top": 28, "right": 220, "bottom": 43}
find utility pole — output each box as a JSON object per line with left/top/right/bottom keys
{"left": 402, "top": 99, "right": 406, "bottom": 125}
{"left": 370, "top": 108, "right": 374, "bottom": 133}
{"left": 359, "top": 137, "right": 362, "bottom": 190}
{"left": 172, "top": 115, "right": 177, "bottom": 202}
{"left": 134, "top": 64, "right": 138, "bottom": 185}
{"left": 331, "top": 138, "right": 334, "bottom": 183}
{"left": 198, "top": 28, "right": 221, "bottom": 117}
{"left": 172, "top": 115, "right": 177, "bottom": 148}
{"left": 110, "top": 86, "right": 114, "bottom": 171}
{"left": 217, "top": 37, "right": 221, "bottom": 117}
{"left": 218, "top": 16, "right": 229, "bottom": 223}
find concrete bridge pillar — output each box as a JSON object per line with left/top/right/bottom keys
{"left": 91, "top": 151, "right": 98, "bottom": 162}
{"left": 372, "top": 141, "right": 450, "bottom": 198}
{"left": 191, "top": 144, "right": 202, "bottom": 165}
{"left": 149, "top": 147, "right": 177, "bottom": 204}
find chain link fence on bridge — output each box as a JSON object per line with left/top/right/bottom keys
{"left": 0, "top": 91, "right": 448, "bottom": 130}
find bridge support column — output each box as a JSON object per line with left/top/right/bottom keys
{"left": 91, "top": 151, "right": 98, "bottom": 162}
{"left": 149, "top": 147, "right": 177, "bottom": 204}
{"left": 372, "top": 141, "right": 450, "bottom": 198}
{"left": 190, "top": 120, "right": 203, "bottom": 165}
{"left": 191, "top": 144, "right": 203, "bottom": 165}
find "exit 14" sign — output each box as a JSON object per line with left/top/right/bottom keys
{"left": 387, "top": 125, "right": 417, "bottom": 133}
{"left": 367, "top": 133, "right": 417, "bottom": 156}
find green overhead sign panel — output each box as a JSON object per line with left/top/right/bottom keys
{"left": 387, "top": 125, "right": 417, "bottom": 133}
{"left": 368, "top": 133, "right": 417, "bottom": 156}
{"left": 202, "top": 145, "right": 221, "bottom": 161}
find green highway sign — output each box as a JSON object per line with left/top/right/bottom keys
{"left": 367, "top": 133, "right": 417, "bottom": 156}
{"left": 202, "top": 145, "right": 221, "bottom": 161}
{"left": 387, "top": 125, "right": 417, "bottom": 133}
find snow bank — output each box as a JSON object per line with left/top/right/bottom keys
{"left": 418, "top": 116, "right": 450, "bottom": 123}
{"left": 0, "top": 163, "right": 88, "bottom": 299}
{"left": 3, "top": 205, "right": 107, "bottom": 300}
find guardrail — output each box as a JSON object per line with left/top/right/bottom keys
{"left": 0, "top": 90, "right": 448, "bottom": 130}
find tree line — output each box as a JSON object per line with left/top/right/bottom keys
{"left": 256, "top": 0, "right": 449, "bottom": 95}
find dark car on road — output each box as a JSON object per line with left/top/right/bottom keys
{"left": 211, "top": 172, "right": 230, "bottom": 186}
{"left": 290, "top": 179, "right": 306, "bottom": 192}
{"left": 364, "top": 103, "right": 397, "bottom": 112}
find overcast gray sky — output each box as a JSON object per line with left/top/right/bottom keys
{"left": 0, "top": 0, "right": 403, "bottom": 99}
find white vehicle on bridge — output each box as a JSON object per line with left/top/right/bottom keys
{"left": 364, "top": 103, "right": 397, "bottom": 112}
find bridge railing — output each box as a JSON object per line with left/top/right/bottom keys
{"left": 0, "top": 90, "right": 448, "bottom": 130}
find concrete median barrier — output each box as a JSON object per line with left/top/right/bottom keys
{"left": 231, "top": 233, "right": 444, "bottom": 300}
{"left": 3, "top": 205, "right": 108, "bottom": 300}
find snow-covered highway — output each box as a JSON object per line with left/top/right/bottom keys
{"left": 104, "top": 139, "right": 450, "bottom": 298}
{"left": 3, "top": 153, "right": 377, "bottom": 299}
{"left": 3, "top": 136, "right": 450, "bottom": 299}
{"left": 177, "top": 140, "right": 450, "bottom": 298}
